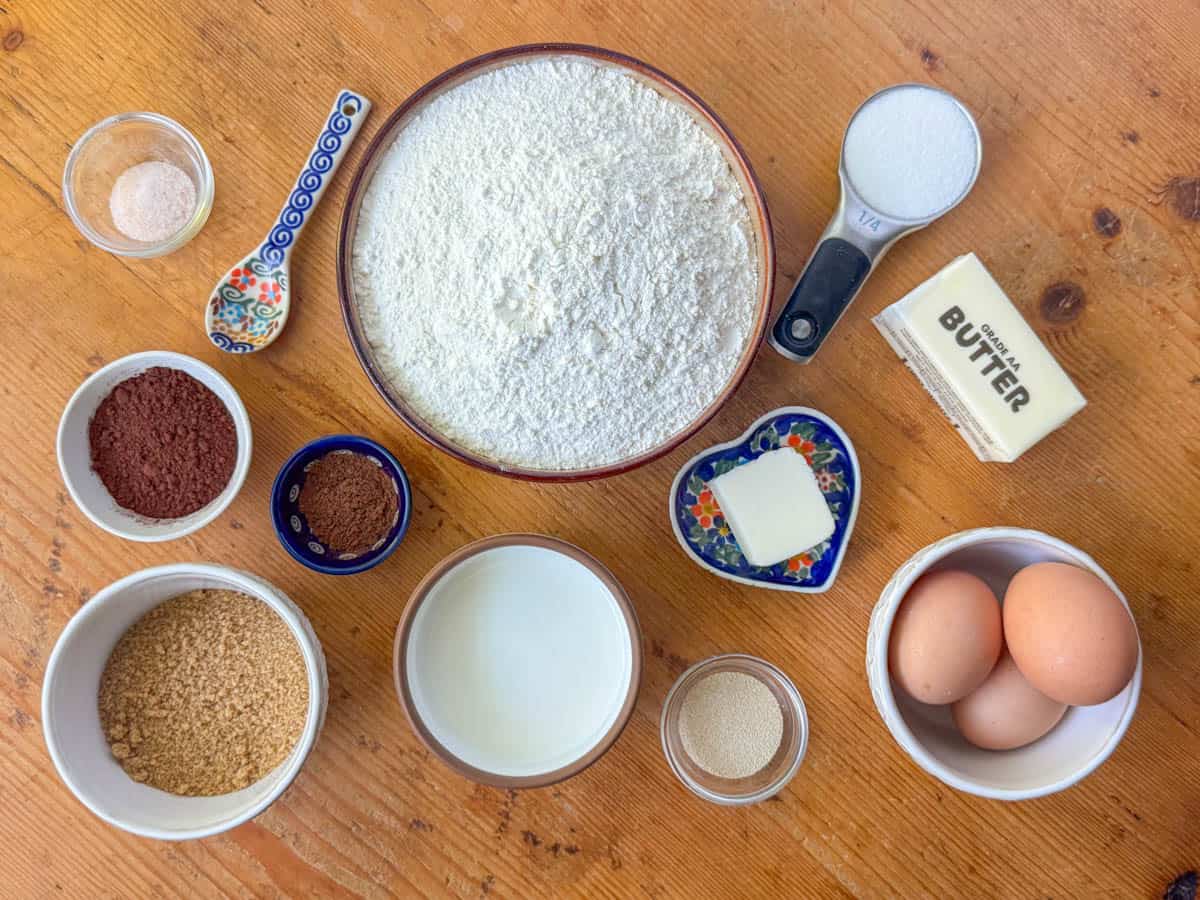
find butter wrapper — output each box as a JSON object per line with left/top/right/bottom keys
{"left": 873, "top": 253, "right": 1086, "bottom": 462}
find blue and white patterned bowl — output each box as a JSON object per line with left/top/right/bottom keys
{"left": 271, "top": 434, "right": 411, "bottom": 575}
{"left": 668, "top": 406, "right": 860, "bottom": 593}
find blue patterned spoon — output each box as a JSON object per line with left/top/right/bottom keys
{"left": 206, "top": 89, "right": 371, "bottom": 353}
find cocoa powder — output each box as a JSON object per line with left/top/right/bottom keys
{"left": 89, "top": 367, "right": 237, "bottom": 519}
{"left": 298, "top": 451, "right": 397, "bottom": 555}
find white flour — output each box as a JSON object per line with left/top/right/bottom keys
{"left": 353, "top": 58, "right": 758, "bottom": 470}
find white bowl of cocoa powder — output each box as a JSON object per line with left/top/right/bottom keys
{"left": 42, "top": 563, "right": 327, "bottom": 840}
{"left": 57, "top": 350, "right": 252, "bottom": 541}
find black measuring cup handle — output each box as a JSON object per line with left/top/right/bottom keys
{"left": 770, "top": 237, "right": 872, "bottom": 361}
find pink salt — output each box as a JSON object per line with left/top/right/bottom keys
{"left": 108, "top": 160, "right": 196, "bottom": 243}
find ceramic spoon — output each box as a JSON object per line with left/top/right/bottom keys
{"left": 206, "top": 89, "right": 371, "bottom": 353}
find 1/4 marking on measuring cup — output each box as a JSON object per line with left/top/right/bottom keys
{"left": 851, "top": 206, "right": 882, "bottom": 233}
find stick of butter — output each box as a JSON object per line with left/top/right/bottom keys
{"left": 709, "top": 448, "right": 836, "bottom": 567}
{"left": 873, "top": 253, "right": 1086, "bottom": 462}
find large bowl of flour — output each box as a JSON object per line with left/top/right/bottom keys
{"left": 338, "top": 44, "right": 775, "bottom": 480}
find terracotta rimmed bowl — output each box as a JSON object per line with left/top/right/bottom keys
{"left": 337, "top": 43, "right": 776, "bottom": 482}
{"left": 394, "top": 534, "right": 642, "bottom": 788}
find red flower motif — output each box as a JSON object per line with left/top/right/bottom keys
{"left": 787, "top": 553, "right": 814, "bottom": 573}
{"left": 230, "top": 268, "right": 256, "bottom": 290}
{"left": 787, "top": 435, "right": 818, "bottom": 464}
{"left": 787, "top": 435, "right": 816, "bottom": 455}
{"left": 259, "top": 281, "right": 282, "bottom": 305}
{"left": 690, "top": 486, "right": 721, "bottom": 524}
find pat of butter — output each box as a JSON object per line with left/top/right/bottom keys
{"left": 709, "top": 448, "right": 836, "bottom": 568}
{"left": 873, "top": 253, "right": 1087, "bottom": 462}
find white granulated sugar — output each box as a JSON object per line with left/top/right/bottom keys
{"left": 842, "top": 85, "right": 977, "bottom": 221}
{"left": 353, "top": 58, "right": 758, "bottom": 470}
{"left": 108, "top": 160, "right": 197, "bottom": 243}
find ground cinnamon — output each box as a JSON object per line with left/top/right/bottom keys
{"left": 298, "top": 450, "right": 397, "bottom": 555}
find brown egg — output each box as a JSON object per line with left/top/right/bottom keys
{"left": 889, "top": 569, "right": 1003, "bottom": 705}
{"left": 1003, "top": 562, "right": 1138, "bottom": 706}
{"left": 952, "top": 650, "right": 1067, "bottom": 750}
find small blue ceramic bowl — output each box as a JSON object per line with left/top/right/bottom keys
{"left": 271, "top": 435, "right": 412, "bottom": 575}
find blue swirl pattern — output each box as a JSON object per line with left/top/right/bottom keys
{"left": 259, "top": 91, "right": 365, "bottom": 267}
{"left": 209, "top": 331, "right": 257, "bottom": 354}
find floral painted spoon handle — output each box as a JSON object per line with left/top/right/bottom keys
{"left": 206, "top": 89, "right": 371, "bottom": 353}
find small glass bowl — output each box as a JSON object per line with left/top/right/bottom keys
{"left": 661, "top": 653, "right": 808, "bottom": 805}
{"left": 63, "top": 111, "right": 213, "bottom": 257}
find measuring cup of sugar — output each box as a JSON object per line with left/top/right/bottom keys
{"left": 769, "top": 83, "right": 982, "bottom": 363}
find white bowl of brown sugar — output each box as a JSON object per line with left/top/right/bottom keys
{"left": 42, "top": 563, "right": 327, "bottom": 840}
{"left": 56, "top": 350, "right": 252, "bottom": 542}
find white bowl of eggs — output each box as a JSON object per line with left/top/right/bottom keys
{"left": 866, "top": 527, "right": 1141, "bottom": 800}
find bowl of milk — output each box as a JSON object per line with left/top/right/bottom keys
{"left": 393, "top": 534, "right": 643, "bottom": 787}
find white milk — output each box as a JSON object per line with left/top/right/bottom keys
{"left": 842, "top": 84, "right": 978, "bottom": 221}
{"left": 406, "top": 545, "right": 633, "bottom": 776}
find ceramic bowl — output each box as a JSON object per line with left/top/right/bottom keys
{"left": 337, "top": 43, "right": 775, "bottom": 482}
{"left": 63, "top": 111, "right": 214, "bottom": 257}
{"left": 394, "top": 534, "right": 642, "bottom": 787}
{"left": 867, "top": 527, "right": 1142, "bottom": 800}
{"left": 271, "top": 435, "right": 412, "bottom": 576}
{"left": 42, "top": 563, "right": 328, "bottom": 841}
{"left": 57, "top": 351, "right": 252, "bottom": 542}
{"left": 669, "top": 406, "right": 860, "bottom": 592}
{"left": 661, "top": 654, "right": 808, "bottom": 805}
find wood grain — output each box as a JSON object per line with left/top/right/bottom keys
{"left": 2, "top": 0, "right": 1198, "bottom": 896}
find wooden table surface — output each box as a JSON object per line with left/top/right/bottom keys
{"left": 3, "top": 0, "right": 1198, "bottom": 896}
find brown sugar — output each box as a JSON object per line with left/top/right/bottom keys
{"left": 98, "top": 589, "right": 309, "bottom": 796}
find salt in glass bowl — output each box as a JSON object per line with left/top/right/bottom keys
{"left": 63, "top": 111, "right": 214, "bottom": 257}
{"left": 661, "top": 653, "right": 808, "bottom": 805}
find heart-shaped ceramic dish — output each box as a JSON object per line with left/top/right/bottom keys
{"left": 668, "top": 406, "right": 860, "bottom": 593}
